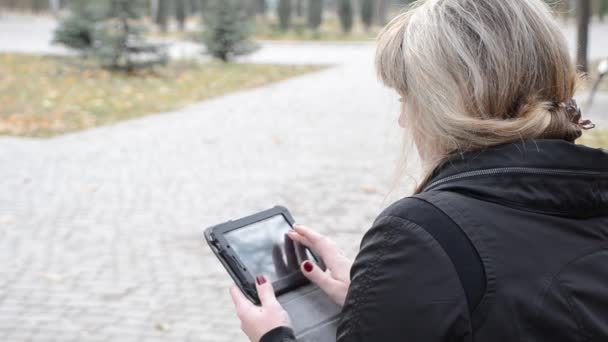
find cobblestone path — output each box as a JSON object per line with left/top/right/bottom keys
{"left": 0, "top": 40, "right": 405, "bottom": 341}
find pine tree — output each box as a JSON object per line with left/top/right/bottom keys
{"left": 200, "top": 0, "right": 257, "bottom": 62}
{"left": 54, "top": 0, "right": 166, "bottom": 71}
{"left": 308, "top": 0, "right": 323, "bottom": 31}
{"left": 374, "top": 0, "right": 388, "bottom": 25}
{"left": 53, "top": 0, "right": 105, "bottom": 53}
{"left": 155, "top": 0, "right": 169, "bottom": 32}
{"left": 598, "top": 0, "right": 608, "bottom": 21}
{"left": 190, "top": 0, "right": 200, "bottom": 14}
{"left": 32, "top": 0, "right": 48, "bottom": 12}
{"left": 175, "top": 0, "right": 187, "bottom": 31}
{"left": 277, "top": 0, "right": 292, "bottom": 31}
{"left": 360, "top": 0, "right": 374, "bottom": 31}
{"left": 256, "top": 0, "right": 267, "bottom": 16}
{"left": 338, "top": 0, "right": 353, "bottom": 33}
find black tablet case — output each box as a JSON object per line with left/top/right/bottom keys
{"left": 276, "top": 284, "right": 341, "bottom": 342}
{"left": 204, "top": 226, "right": 341, "bottom": 342}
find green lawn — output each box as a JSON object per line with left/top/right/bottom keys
{"left": 580, "top": 129, "right": 608, "bottom": 148}
{"left": 0, "top": 54, "right": 323, "bottom": 137}
{"left": 588, "top": 59, "right": 608, "bottom": 92}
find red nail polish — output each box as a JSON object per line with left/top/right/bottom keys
{"left": 303, "top": 261, "right": 313, "bottom": 273}
{"left": 256, "top": 275, "right": 266, "bottom": 285}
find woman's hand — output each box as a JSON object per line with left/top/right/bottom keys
{"left": 288, "top": 224, "right": 353, "bottom": 306}
{"left": 229, "top": 276, "right": 291, "bottom": 342}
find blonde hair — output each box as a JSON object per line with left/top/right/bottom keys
{"left": 376, "top": 0, "right": 582, "bottom": 192}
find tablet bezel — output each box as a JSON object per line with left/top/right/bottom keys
{"left": 204, "top": 206, "right": 322, "bottom": 304}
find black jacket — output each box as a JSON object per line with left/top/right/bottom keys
{"left": 262, "top": 139, "right": 608, "bottom": 342}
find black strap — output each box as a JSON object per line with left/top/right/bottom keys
{"left": 406, "top": 196, "right": 486, "bottom": 314}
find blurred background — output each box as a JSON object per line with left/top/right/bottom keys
{"left": 0, "top": 0, "right": 606, "bottom": 341}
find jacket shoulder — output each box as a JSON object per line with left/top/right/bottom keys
{"left": 375, "top": 196, "right": 435, "bottom": 222}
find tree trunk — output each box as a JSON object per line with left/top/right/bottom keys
{"left": 598, "top": 0, "right": 607, "bottom": 21}
{"left": 295, "top": 0, "right": 303, "bottom": 17}
{"left": 277, "top": 0, "right": 291, "bottom": 31}
{"left": 150, "top": 0, "right": 159, "bottom": 22}
{"left": 360, "top": 0, "right": 374, "bottom": 31}
{"left": 308, "top": 0, "right": 322, "bottom": 30}
{"left": 256, "top": 0, "right": 267, "bottom": 16}
{"left": 175, "top": 0, "right": 186, "bottom": 31}
{"left": 156, "top": 0, "right": 169, "bottom": 32}
{"left": 374, "top": 0, "right": 388, "bottom": 26}
{"left": 49, "top": 0, "right": 60, "bottom": 16}
{"left": 32, "top": 0, "right": 48, "bottom": 12}
{"left": 576, "top": 0, "right": 591, "bottom": 72}
{"left": 189, "top": 0, "right": 199, "bottom": 14}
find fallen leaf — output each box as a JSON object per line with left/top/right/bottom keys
{"left": 155, "top": 323, "right": 171, "bottom": 332}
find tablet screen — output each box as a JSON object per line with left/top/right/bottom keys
{"left": 224, "top": 215, "right": 307, "bottom": 282}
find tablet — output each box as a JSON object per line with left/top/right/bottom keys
{"left": 204, "top": 206, "right": 324, "bottom": 304}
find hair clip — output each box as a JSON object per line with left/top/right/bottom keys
{"left": 555, "top": 99, "right": 596, "bottom": 130}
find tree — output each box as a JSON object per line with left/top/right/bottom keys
{"left": 295, "top": 0, "right": 303, "bottom": 17}
{"left": 308, "top": 0, "right": 323, "bottom": 31}
{"left": 53, "top": 0, "right": 106, "bottom": 52}
{"left": 32, "top": 0, "right": 48, "bottom": 12}
{"left": 155, "top": 0, "right": 170, "bottom": 32}
{"left": 54, "top": 0, "right": 167, "bottom": 71}
{"left": 598, "top": 0, "right": 608, "bottom": 21}
{"left": 360, "top": 0, "right": 374, "bottom": 30}
{"left": 375, "top": 0, "right": 388, "bottom": 25}
{"left": 577, "top": 0, "right": 591, "bottom": 72}
{"left": 255, "top": 0, "right": 267, "bottom": 16}
{"left": 175, "top": 0, "right": 187, "bottom": 31}
{"left": 338, "top": 0, "right": 353, "bottom": 33}
{"left": 277, "top": 0, "right": 292, "bottom": 31}
{"left": 200, "top": 0, "right": 257, "bottom": 62}
{"left": 50, "top": 0, "right": 61, "bottom": 16}
{"left": 190, "top": 0, "right": 200, "bottom": 14}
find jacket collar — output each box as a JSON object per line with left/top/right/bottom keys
{"left": 424, "top": 139, "right": 608, "bottom": 218}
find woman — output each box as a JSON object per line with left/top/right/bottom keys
{"left": 229, "top": 0, "right": 608, "bottom": 341}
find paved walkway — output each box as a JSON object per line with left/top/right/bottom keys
{"left": 0, "top": 23, "right": 400, "bottom": 341}
{"left": 0, "top": 14, "right": 606, "bottom": 342}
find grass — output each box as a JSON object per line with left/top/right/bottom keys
{"left": 580, "top": 129, "right": 608, "bottom": 148}
{"left": 586, "top": 59, "right": 608, "bottom": 92}
{"left": 0, "top": 53, "right": 324, "bottom": 137}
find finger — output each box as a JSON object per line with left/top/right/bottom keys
{"left": 272, "top": 244, "right": 289, "bottom": 277}
{"left": 287, "top": 230, "right": 314, "bottom": 249}
{"left": 229, "top": 285, "right": 253, "bottom": 314}
{"left": 255, "top": 275, "right": 279, "bottom": 307}
{"left": 292, "top": 224, "right": 338, "bottom": 257}
{"left": 292, "top": 224, "right": 326, "bottom": 243}
{"left": 301, "top": 260, "right": 342, "bottom": 298}
{"left": 284, "top": 233, "right": 299, "bottom": 271}
{"left": 293, "top": 240, "right": 308, "bottom": 265}
{"left": 291, "top": 225, "right": 347, "bottom": 274}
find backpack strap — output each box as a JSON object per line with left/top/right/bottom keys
{"left": 407, "top": 194, "right": 486, "bottom": 315}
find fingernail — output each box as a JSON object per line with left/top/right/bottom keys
{"left": 303, "top": 261, "right": 313, "bottom": 273}
{"left": 256, "top": 275, "right": 266, "bottom": 285}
